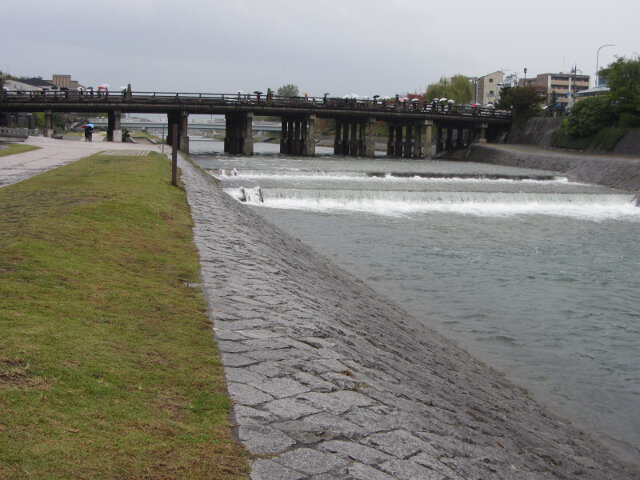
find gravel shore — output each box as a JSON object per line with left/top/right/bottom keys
{"left": 181, "top": 156, "right": 639, "bottom": 479}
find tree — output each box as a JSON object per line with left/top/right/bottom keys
{"left": 599, "top": 57, "right": 640, "bottom": 116}
{"left": 496, "top": 86, "right": 542, "bottom": 119}
{"left": 425, "top": 75, "right": 472, "bottom": 104}
{"left": 566, "top": 95, "right": 616, "bottom": 137}
{"left": 277, "top": 84, "right": 299, "bottom": 97}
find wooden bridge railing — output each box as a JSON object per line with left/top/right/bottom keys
{"left": 0, "top": 89, "right": 512, "bottom": 119}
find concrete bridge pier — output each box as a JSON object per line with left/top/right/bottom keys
{"left": 44, "top": 110, "right": 54, "bottom": 138}
{"left": 425, "top": 121, "right": 434, "bottom": 157}
{"left": 303, "top": 114, "right": 316, "bottom": 157}
{"left": 386, "top": 124, "right": 402, "bottom": 157}
{"left": 333, "top": 118, "right": 375, "bottom": 157}
{"left": 363, "top": 118, "right": 376, "bottom": 157}
{"left": 167, "top": 111, "right": 190, "bottom": 153}
{"left": 435, "top": 126, "right": 444, "bottom": 154}
{"left": 334, "top": 121, "right": 352, "bottom": 155}
{"left": 387, "top": 121, "right": 430, "bottom": 158}
{"left": 445, "top": 128, "right": 453, "bottom": 151}
{"left": 334, "top": 120, "right": 343, "bottom": 155}
{"left": 107, "top": 110, "right": 122, "bottom": 142}
{"left": 281, "top": 114, "right": 315, "bottom": 156}
{"left": 476, "top": 123, "right": 488, "bottom": 143}
{"left": 413, "top": 120, "right": 431, "bottom": 158}
{"left": 225, "top": 112, "right": 253, "bottom": 155}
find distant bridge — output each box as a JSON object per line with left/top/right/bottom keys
{"left": 88, "top": 119, "right": 283, "bottom": 133}
{"left": 1, "top": 90, "right": 511, "bottom": 157}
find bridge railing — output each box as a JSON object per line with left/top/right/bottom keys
{"left": 1, "top": 90, "right": 511, "bottom": 119}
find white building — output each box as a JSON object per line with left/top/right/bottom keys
{"left": 475, "top": 71, "right": 504, "bottom": 106}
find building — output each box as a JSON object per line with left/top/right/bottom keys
{"left": 519, "top": 72, "right": 590, "bottom": 108}
{"left": 475, "top": 71, "right": 504, "bottom": 106}
{"left": 3, "top": 78, "right": 54, "bottom": 92}
{"left": 575, "top": 86, "right": 610, "bottom": 102}
{"left": 51, "top": 74, "right": 83, "bottom": 91}
{"left": 2, "top": 74, "right": 83, "bottom": 92}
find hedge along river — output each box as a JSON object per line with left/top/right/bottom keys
{"left": 190, "top": 139, "right": 640, "bottom": 466}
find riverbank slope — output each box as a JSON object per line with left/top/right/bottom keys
{"left": 181, "top": 155, "right": 639, "bottom": 478}
{"left": 452, "top": 143, "right": 640, "bottom": 193}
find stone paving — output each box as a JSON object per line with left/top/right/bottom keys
{"left": 180, "top": 158, "right": 639, "bottom": 479}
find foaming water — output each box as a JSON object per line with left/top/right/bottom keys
{"left": 224, "top": 187, "right": 639, "bottom": 221}
{"left": 193, "top": 141, "right": 640, "bottom": 465}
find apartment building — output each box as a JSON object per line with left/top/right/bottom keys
{"left": 520, "top": 72, "right": 590, "bottom": 107}
{"left": 475, "top": 71, "right": 504, "bottom": 106}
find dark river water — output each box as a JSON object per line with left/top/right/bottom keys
{"left": 191, "top": 139, "right": 640, "bottom": 465}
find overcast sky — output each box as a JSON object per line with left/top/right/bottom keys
{"left": 4, "top": 0, "right": 637, "bottom": 97}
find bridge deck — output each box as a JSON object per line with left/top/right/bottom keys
{"left": 1, "top": 91, "right": 511, "bottom": 124}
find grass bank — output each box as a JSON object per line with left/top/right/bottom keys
{"left": 0, "top": 143, "right": 40, "bottom": 156}
{"left": 551, "top": 126, "right": 632, "bottom": 151}
{"left": 0, "top": 152, "right": 248, "bottom": 479}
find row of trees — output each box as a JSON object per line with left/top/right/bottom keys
{"left": 424, "top": 75, "right": 473, "bottom": 104}
{"left": 567, "top": 57, "right": 640, "bottom": 137}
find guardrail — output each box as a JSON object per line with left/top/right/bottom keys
{"left": 0, "top": 90, "right": 511, "bottom": 119}
{"left": 0, "top": 127, "right": 39, "bottom": 139}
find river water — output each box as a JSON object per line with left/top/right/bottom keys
{"left": 191, "top": 139, "right": 640, "bottom": 465}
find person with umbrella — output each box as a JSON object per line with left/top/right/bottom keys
{"left": 84, "top": 123, "right": 94, "bottom": 142}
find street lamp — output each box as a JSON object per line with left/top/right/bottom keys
{"left": 596, "top": 43, "right": 615, "bottom": 87}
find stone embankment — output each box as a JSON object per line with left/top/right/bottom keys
{"left": 181, "top": 157, "right": 639, "bottom": 479}
{"left": 454, "top": 143, "right": 640, "bottom": 194}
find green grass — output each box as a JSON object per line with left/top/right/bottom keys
{"left": 550, "top": 128, "right": 594, "bottom": 150}
{"left": 0, "top": 143, "right": 40, "bottom": 156}
{"left": 592, "top": 127, "right": 632, "bottom": 151}
{"left": 551, "top": 126, "right": 635, "bottom": 152}
{"left": 0, "top": 152, "right": 249, "bottom": 479}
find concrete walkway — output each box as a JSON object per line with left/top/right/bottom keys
{"left": 3, "top": 138, "right": 638, "bottom": 478}
{"left": 0, "top": 136, "right": 154, "bottom": 188}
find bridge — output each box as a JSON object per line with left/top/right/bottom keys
{"left": 88, "top": 119, "right": 283, "bottom": 134}
{"left": 0, "top": 89, "right": 511, "bottom": 158}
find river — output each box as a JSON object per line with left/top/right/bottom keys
{"left": 191, "top": 139, "right": 640, "bottom": 466}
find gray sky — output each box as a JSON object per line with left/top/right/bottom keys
{"left": 4, "top": 0, "right": 637, "bottom": 97}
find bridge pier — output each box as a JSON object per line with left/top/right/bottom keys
{"left": 364, "top": 118, "right": 376, "bottom": 157}
{"left": 477, "top": 123, "right": 488, "bottom": 143}
{"left": 333, "top": 118, "right": 375, "bottom": 157}
{"left": 434, "top": 126, "right": 443, "bottom": 154}
{"left": 280, "top": 114, "right": 315, "bottom": 156}
{"left": 425, "top": 122, "right": 433, "bottom": 157}
{"left": 167, "top": 111, "right": 190, "bottom": 153}
{"left": 224, "top": 112, "right": 253, "bottom": 155}
{"left": 386, "top": 120, "right": 430, "bottom": 158}
{"left": 445, "top": 128, "right": 453, "bottom": 151}
{"left": 107, "top": 110, "right": 122, "bottom": 142}
{"left": 44, "top": 110, "right": 54, "bottom": 138}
